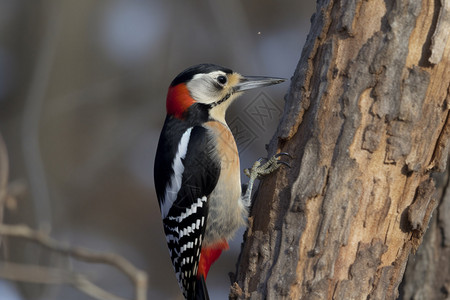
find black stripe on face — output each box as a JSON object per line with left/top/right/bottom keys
{"left": 210, "top": 92, "right": 232, "bottom": 108}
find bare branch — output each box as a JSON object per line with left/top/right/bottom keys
{"left": 0, "top": 262, "right": 129, "bottom": 300}
{"left": 0, "top": 133, "right": 9, "bottom": 241}
{"left": 0, "top": 224, "right": 148, "bottom": 300}
{"left": 21, "top": 0, "right": 63, "bottom": 232}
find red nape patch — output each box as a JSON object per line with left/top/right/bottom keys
{"left": 197, "top": 239, "right": 229, "bottom": 279}
{"left": 166, "top": 83, "right": 196, "bottom": 118}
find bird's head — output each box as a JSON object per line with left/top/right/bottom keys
{"left": 166, "top": 63, "right": 285, "bottom": 123}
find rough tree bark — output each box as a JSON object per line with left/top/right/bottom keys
{"left": 401, "top": 166, "right": 450, "bottom": 299}
{"left": 230, "top": 0, "right": 450, "bottom": 299}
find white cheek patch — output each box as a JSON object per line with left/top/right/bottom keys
{"left": 187, "top": 72, "right": 226, "bottom": 104}
{"left": 161, "top": 127, "right": 192, "bottom": 218}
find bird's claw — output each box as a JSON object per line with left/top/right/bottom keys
{"left": 277, "top": 161, "right": 291, "bottom": 168}
{"left": 244, "top": 152, "right": 291, "bottom": 179}
{"left": 275, "top": 152, "right": 292, "bottom": 159}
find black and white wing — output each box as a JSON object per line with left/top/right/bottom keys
{"left": 154, "top": 122, "right": 220, "bottom": 299}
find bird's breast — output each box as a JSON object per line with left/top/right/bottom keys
{"left": 204, "top": 121, "right": 240, "bottom": 174}
{"left": 202, "top": 121, "right": 245, "bottom": 245}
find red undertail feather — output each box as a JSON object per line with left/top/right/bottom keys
{"left": 197, "top": 239, "right": 229, "bottom": 279}
{"left": 166, "top": 83, "right": 195, "bottom": 118}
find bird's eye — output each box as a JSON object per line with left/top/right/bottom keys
{"left": 217, "top": 75, "right": 227, "bottom": 85}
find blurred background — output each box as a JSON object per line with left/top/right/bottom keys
{"left": 0, "top": 0, "right": 314, "bottom": 299}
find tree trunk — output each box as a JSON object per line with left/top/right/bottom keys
{"left": 231, "top": 0, "right": 450, "bottom": 299}
{"left": 400, "top": 166, "right": 450, "bottom": 299}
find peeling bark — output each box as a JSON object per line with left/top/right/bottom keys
{"left": 400, "top": 168, "right": 450, "bottom": 300}
{"left": 231, "top": 0, "right": 450, "bottom": 299}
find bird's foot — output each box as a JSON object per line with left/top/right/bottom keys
{"left": 244, "top": 152, "right": 291, "bottom": 180}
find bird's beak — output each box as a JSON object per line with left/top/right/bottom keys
{"left": 234, "top": 76, "right": 286, "bottom": 92}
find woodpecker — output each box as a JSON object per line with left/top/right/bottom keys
{"left": 154, "top": 63, "right": 288, "bottom": 299}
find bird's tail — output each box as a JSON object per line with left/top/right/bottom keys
{"left": 194, "top": 275, "right": 210, "bottom": 300}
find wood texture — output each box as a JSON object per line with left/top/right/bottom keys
{"left": 231, "top": 0, "right": 450, "bottom": 299}
{"left": 401, "top": 168, "right": 450, "bottom": 299}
